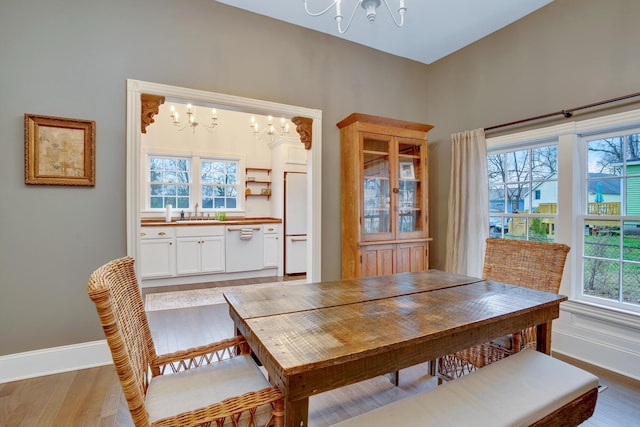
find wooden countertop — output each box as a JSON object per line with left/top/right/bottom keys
{"left": 141, "top": 217, "right": 282, "bottom": 227}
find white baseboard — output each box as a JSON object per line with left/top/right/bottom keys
{"left": 0, "top": 340, "right": 112, "bottom": 384}
{"left": 553, "top": 302, "right": 640, "bottom": 382}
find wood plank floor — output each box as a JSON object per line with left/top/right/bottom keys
{"left": 2, "top": 281, "right": 639, "bottom": 426}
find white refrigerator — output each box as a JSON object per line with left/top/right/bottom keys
{"left": 284, "top": 172, "right": 307, "bottom": 275}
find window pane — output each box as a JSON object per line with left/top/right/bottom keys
{"left": 505, "top": 149, "right": 529, "bottom": 183}
{"left": 583, "top": 258, "right": 620, "bottom": 301}
{"left": 588, "top": 137, "right": 623, "bottom": 176}
{"left": 150, "top": 197, "right": 163, "bottom": 208}
{"left": 150, "top": 171, "right": 162, "bottom": 182}
{"left": 626, "top": 133, "right": 640, "bottom": 163}
{"left": 531, "top": 145, "right": 557, "bottom": 180}
{"left": 529, "top": 217, "right": 554, "bottom": 242}
{"left": 623, "top": 221, "right": 640, "bottom": 261}
{"left": 150, "top": 184, "right": 163, "bottom": 196}
{"left": 626, "top": 176, "right": 640, "bottom": 216}
{"left": 177, "top": 197, "right": 189, "bottom": 209}
{"left": 531, "top": 182, "right": 556, "bottom": 212}
{"left": 489, "top": 184, "right": 505, "bottom": 213}
{"left": 584, "top": 220, "right": 620, "bottom": 259}
{"left": 488, "top": 153, "right": 505, "bottom": 184}
{"left": 506, "top": 183, "right": 527, "bottom": 213}
{"left": 622, "top": 262, "right": 640, "bottom": 304}
{"left": 163, "top": 158, "right": 176, "bottom": 170}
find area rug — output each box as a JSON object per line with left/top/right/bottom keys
{"left": 145, "top": 279, "right": 306, "bottom": 311}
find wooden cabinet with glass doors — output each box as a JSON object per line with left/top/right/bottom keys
{"left": 338, "top": 113, "right": 433, "bottom": 279}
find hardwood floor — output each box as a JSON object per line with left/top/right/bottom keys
{"left": 1, "top": 280, "right": 639, "bottom": 426}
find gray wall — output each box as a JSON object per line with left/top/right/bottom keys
{"left": 0, "top": 0, "right": 429, "bottom": 355}
{"left": 426, "top": 0, "right": 640, "bottom": 270}
{"left": 2, "top": 0, "right": 639, "bottom": 357}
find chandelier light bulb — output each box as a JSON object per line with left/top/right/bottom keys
{"left": 168, "top": 103, "right": 219, "bottom": 133}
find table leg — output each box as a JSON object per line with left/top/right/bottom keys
{"left": 536, "top": 322, "right": 552, "bottom": 354}
{"left": 285, "top": 397, "right": 309, "bottom": 427}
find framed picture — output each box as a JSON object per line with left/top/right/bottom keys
{"left": 24, "top": 114, "right": 95, "bottom": 186}
{"left": 399, "top": 161, "right": 415, "bottom": 180}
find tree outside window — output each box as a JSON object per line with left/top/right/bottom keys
{"left": 583, "top": 133, "right": 640, "bottom": 307}
{"left": 149, "top": 157, "right": 190, "bottom": 209}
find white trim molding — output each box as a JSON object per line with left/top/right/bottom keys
{"left": 0, "top": 340, "right": 112, "bottom": 384}
{"left": 554, "top": 302, "right": 640, "bottom": 381}
{"left": 127, "top": 79, "right": 322, "bottom": 283}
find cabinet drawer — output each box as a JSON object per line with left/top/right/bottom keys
{"left": 263, "top": 224, "right": 279, "bottom": 234}
{"left": 140, "top": 227, "right": 175, "bottom": 239}
{"left": 176, "top": 225, "right": 224, "bottom": 237}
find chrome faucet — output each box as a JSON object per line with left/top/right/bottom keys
{"left": 194, "top": 202, "right": 199, "bottom": 220}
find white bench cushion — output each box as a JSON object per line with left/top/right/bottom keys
{"left": 333, "top": 349, "right": 598, "bottom": 427}
{"left": 146, "top": 354, "right": 273, "bottom": 425}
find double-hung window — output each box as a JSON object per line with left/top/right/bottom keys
{"left": 487, "top": 110, "right": 640, "bottom": 314}
{"left": 200, "top": 160, "right": 239, "bottom": 209}
{"left": 579, "top": 130, "right": 640, "bottom": 311}
{"left": 147, "top": 155, "right": 240, "bottom": 212}
{"left": 487, "top": 143, "right": 558, "bottom": 241}
{"left": 149, "top": 156, "right": 191, "bottom": 209}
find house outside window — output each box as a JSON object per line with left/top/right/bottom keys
{"left": 487, "top": 144, "right": 558, "bottom": 241}
{"left": 581, "top": 131, "right": 640, "bottom": 310}
{"left": 487, "top": 112, "right": 640, "bottom": 315}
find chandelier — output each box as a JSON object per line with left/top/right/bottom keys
{"left": 169, "top": 104, "right": 218, "bottom": 133}
{"left": 250, "top": 115, "right": 290, "bottom": 140}
{"left": 304, "top": 0, "right": 406, "bottom": 34}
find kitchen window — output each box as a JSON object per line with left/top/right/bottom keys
{"left": 201, "top": 160, "right": 239, "bottom": 209}
{"left": 149, "top": 156, "right": 190, "bottom": 209}
{"left": 147, "top": 155, "right": 241, "bottom": 212}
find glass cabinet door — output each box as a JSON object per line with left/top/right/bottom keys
{"left": 362, "top": 133, "right": 393, "bottom": 240}
{"left": 397, "top": 139, "right": 425, "bottom": 237}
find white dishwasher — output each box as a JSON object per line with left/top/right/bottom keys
{"left": 225, "top": 225, "right": 264, "bottom": 272}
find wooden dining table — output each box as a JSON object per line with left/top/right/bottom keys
{"left": 224, "top": 269, "right": 568, "bottom": 427}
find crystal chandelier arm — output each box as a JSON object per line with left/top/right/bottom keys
{"left": 382, "top": 0, "right": 406, "bottom": 28}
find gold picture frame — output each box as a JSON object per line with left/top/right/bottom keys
{"left": 24, "top": 114, "right": 95, "bottom": 186}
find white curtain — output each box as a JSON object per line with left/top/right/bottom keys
{"left": 444, "top": 129, "right": 489, "bottom": 277}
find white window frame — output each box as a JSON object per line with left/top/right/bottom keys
{"left": 576, "top": 127, "right": 640, "bottom": 314}
{"left": 487, "top": 107, "right": 640, "bottom": 318}
{"left": 487, "top": 141, "right": 559, "bottom": 241}
{"left": 141, "top": 147, "right": 245, "bottom": 214}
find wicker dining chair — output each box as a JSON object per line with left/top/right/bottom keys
{"left": 437, "top": 238, "right": 570, "bottom": 383}
{"left": 87, "top": 256, "right": 284, "bottom": 427}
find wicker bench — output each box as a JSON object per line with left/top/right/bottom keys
{"left": 332, "top": 349, "right": 598, "bottom": 427}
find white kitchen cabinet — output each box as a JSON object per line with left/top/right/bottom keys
{"left": 176, "top": 226, "right": 225, "bottom": 276}
{"left": 140, "top": 227, "right": 175, "bottom": 278}
{"left": 263, "top": 224, "right": 279, "bottom": 268}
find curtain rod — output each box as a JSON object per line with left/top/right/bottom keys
{"left": 484, "top": 90, "right": 640, "bottom": 132}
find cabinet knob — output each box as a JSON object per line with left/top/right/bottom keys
{"left": 158, "top": 232, "right": 166, "bottom": 236}
{"left": 140, "top": 232, "right": 146, "bottom": 237}
{"left": 392, "top": 188, "right": 399, "bottom": 194}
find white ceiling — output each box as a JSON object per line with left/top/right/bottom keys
{"left": 216, "top": 0, "right": 553, "bottom": 65}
